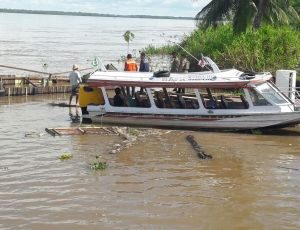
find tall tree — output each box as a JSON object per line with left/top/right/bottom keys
{"left": 291, "top": 0, "right": 300, "bottom": 14}
{"left": 196, "top": 0, "right": 299, "bottom": 33}
{"left": 123, "top": 30, "right": 135, "bottom": 53}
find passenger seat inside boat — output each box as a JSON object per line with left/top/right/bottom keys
{"left": 177, "top": 94, "right": 186, "bottom": 109}
{"left": 206, "top": 88, "right": 218, "bottom": 109}
{"left": 155, "top": 91, "right": 166, "bottom": 108}
{"left": 162, "top": 88, "right": 176, "bottom": 108}
{"left": 134, "top": 91, "right": 150, "bottom": 107}
{"left": 240, "top": 94, "right": 249, "bottom": 109}
{"left": 220, "top": 95, "right": 228, "bottom": 109}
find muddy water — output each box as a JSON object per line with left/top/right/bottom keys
{"left": 0, "top": 94, "right": 300, "bottom": 229}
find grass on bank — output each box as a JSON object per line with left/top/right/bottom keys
{"left": 144, "top": 25, "right": 300, "bottom": 74}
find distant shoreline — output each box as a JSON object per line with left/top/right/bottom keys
{"left": 0, "top": 8, "right": 194, "bottom": 20}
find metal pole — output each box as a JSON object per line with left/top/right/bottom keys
{"left": 170, "top": 41, "right": 200, "bottom": 62}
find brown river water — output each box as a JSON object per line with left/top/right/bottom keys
{"left": 0, "top": 94, "right": 300, "bottom": 230}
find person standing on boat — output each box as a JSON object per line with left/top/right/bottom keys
{"left": 124, "top": 54, "right": 138, "bottom": 72}
{"left": 68, "top": 64, "right": 82, "bottom": 106}
{"left": 179, "top": 57, "right": 190, "bottom": 73}
{"left": 170, "top": 51, "right": 180, "bottom": 73}
{"left": 124, "top": 54, "right": 137, "bottom": 96}
{"left": 139, "top": 52, "right": 149, "bottom": 72}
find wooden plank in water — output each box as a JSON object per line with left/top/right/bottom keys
{"left": 45, "top": 127, "right": 118, "bottom": 136}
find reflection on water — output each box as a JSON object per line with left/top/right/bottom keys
{"left": 69, "top": 107, "right": 81, "bottom": 124}
{"left": 0, "top": 94, "right": 300, "bottom": 229}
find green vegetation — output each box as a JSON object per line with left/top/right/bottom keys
{"left": 143, "top": 1, "right": 299, "bottom": 73}
{"left": 195, "top": 0, "right": 300, "bottom": 33}
{"left": 59, "top": 153, "right": 73, "bottom": 160}
{"left": 145, "top": 25, "right": 300, "bottom": 73}
{"left": 90, "top": 156, "right": 108, "bottom": 170}
{"left": 291, "top": 0, "right": 300, "bottom": 14}
{"left": 90, "top": 162, "right": 108, "bottom": 170}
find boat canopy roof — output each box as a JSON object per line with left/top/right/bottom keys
{"left": 87, "top": 69, "right": 272, "bottom": 88}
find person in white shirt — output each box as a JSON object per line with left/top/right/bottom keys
{"left": 68, "top": 64, "right": 81, "bottom": 106}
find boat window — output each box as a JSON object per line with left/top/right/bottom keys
{"left": 153, "top": 88, "right": 199, "bottom": 109}
{"left": 199, "top": 88, "right": 249, "bottom": 109}
{"left": 108, "top": 86, "right": 151, "bottom": 108}
{"left": 248, "top": 87, "right": 271, "bottom": 106}
{"left": 255, "top": 83, "right": 288, "bottom": 105}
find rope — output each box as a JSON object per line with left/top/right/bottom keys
{"left": 0, "top": 64, "right": 94, "bottom": 77}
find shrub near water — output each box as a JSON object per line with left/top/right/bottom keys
{"left": 219, "top": 26, "right": 300, "bottom": 72}
{"left": 145, "top": 25, "right": 300, "bottom": 73}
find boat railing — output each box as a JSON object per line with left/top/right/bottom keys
{"left": 276, "top": 87, "right": 300, "bottom": 106}
{"left": 277, "top": 87, "right": 300, "bottom": 98}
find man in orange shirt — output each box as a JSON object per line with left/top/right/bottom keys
{"left": 124, "top": 54, "right": 138, "bottom": 71}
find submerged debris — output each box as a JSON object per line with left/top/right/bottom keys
{"left": 48, "top": 102, "right": 77, "bottom": 108}
{"left": 109, "top": 127, "right": 171, "bottom": 154}
{"left": 277, "top": 166, "right": 299, "bottom": 171}
{"left": 46, "top": 125, "right": 171, "bottom": 155}
{"left": 45, "top": 127, "right": 118, "bottom": 136}
{"left": 24, "top": 131, "right": 44, "bottom": 138}
{"left": 186, "top": 135, "right": 212, "bottom": 159}
{"left": 251, "top": 129, "right": 263, "bottom": 135}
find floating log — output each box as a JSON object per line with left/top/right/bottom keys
{"left": 186, "top": 135, "right": 212, "bottom": 159}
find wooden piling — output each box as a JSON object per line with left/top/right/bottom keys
{"left": 0, "top": 74, "right": 72, "bottom": 97}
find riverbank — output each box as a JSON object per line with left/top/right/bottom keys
{"left": 144, "top": 25, "right": 300, "bottom": 74}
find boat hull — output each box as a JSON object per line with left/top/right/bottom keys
{"left": 86, "top": 112, "right": 300, "bottom": 130}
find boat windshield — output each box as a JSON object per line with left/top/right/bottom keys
{"left": 254, "top": 82, "right": 288, "bottom": 105}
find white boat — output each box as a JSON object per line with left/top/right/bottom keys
{"left": 79, "top": 57, "right": 300, "bottom": 131}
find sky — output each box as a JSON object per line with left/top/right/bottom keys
{"left": 0, "top": 0, "right": 211, "bottom": 17}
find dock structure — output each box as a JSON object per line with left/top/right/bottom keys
{"left": 0, "top": 74, "right": 71, "bottom": 96}
{"left": 0, "top": 63, "right": 96, "bottom": 97}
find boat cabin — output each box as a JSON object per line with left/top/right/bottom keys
{"left": 80, "top": 80, "right": 294, "bottom": 116}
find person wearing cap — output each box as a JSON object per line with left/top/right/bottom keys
{"left": 179, "top": 56, "right": 190, "bottom": 73}
{"left": 124, "top": 54, "right": 138, "bottom": 72}
{"left": 139, "top": 52, "right": 149, "bottom": 72}
{"left": 68, "top": 64, "right": 82, "bottom": 106}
